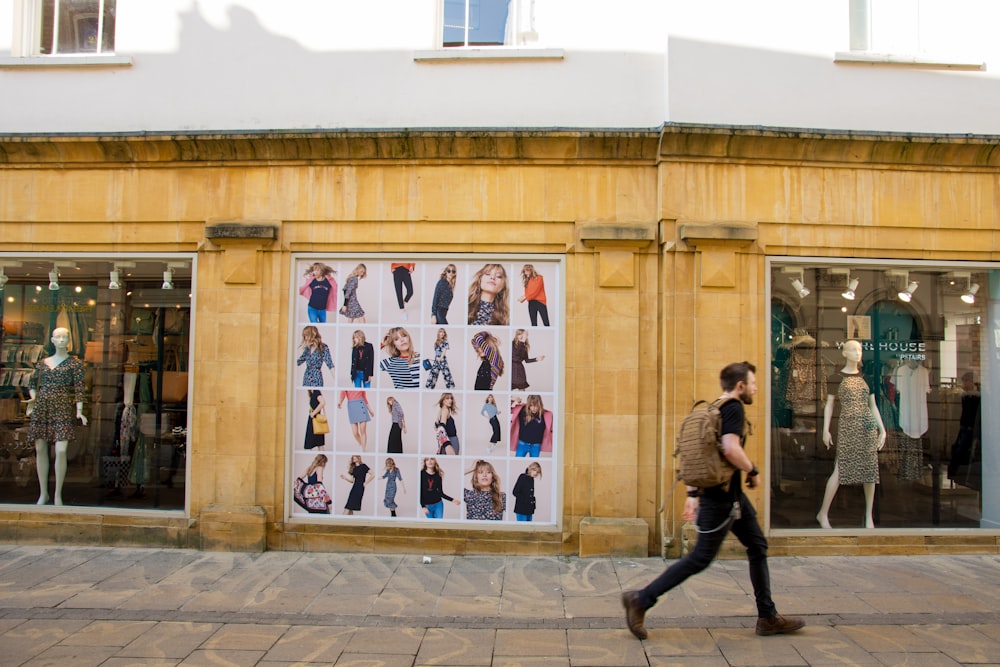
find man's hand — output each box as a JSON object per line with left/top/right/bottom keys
{"left": 682, "top": 497, "right": 698, "bottom": 522}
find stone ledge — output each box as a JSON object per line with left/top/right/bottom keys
{"left": 659, "top": 122, "right": 1000, "bottom": 168}
{"left": 579, "top": 517, "right": 648, "bottom": 557}
{"left": 578, "top": 222, "right": 658, "bottom": 247}
{"left": 205, "top": 223, "right": 278, "bottom": 240}
{"left": 679, "top": 222, "right": 757, "bottom": 244}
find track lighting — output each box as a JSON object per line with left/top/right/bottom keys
{"left": 0, "top": 261, "right": 21, "bottom": 291}
{"left": 161, "top": 260, "right": 190, "bottom": 291}
{"left": 108, "top": 270, "right": 121, "bottom": 290}
{"left": 841, "top": 277, "right": 859, "bottom": 300}
{"left": 898, "top": 281, "right": 918, "bottom": 303}
{"left": 48, "top": 269, "right": 60, "bottom": 291}
{"left": 962, "top": 283, "right": 980, "bottom": 305}
{"left": 782, "top": 268, "right": 810, "bottom": 298}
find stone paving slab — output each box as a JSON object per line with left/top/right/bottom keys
{"left": 1, "top": 547, "right": 1000, "bottom": 665}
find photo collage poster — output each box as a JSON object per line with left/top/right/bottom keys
{"left": 289, "top": 256, "right": 561, "bottom": 526}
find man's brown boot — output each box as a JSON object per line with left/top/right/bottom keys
{"left": 621, "top": 590, "right": 648, "bottom": 640}
{"left": 755, "top": 615, "right": 805, "bottom": 636}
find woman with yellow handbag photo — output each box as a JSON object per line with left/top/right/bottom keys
{"left": 304, "top": 389, "right": 328, "bottom": 450}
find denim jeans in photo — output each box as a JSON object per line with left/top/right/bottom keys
{"left": 516, "top": 440, "right": 541, "bottom": 457}
{"left": 307, "top": 306, "right": 326, "bottom": 323}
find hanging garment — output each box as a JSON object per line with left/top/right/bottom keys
{"left": 892, "top": 363, "right": 930, "bottom": 438}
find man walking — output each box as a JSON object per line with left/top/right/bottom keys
{"left": 622, "top": 361, "right": 804, "bottom": 639}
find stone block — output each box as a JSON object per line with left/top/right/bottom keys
{"left": 200, "top": 504, "right": 267, "bottom": 552}
{"left": 578, "top": 516, "right": 648, "bottom": 557}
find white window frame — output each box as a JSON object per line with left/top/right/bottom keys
{"left": 415, "top": 0, "right": 562, "bottom": 62}
{"left": 1, "top": 0, "right": 131, "bottom": 67}
{"left": 443, "top": 0, "right": 530, "bottom": 49}
{"left": 835, "top": 0, "right": 984, "bottom": 69}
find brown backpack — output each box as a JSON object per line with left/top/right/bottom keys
{"left": 674, "top": 397, "right": 737, "bottom": 491}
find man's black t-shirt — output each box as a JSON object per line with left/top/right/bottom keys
{"left": 702, "top": 398, "right": 745, "bottom": 501}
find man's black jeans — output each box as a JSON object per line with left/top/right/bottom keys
{"left": 637, "top": 490, "right": 777, "bottom": 618}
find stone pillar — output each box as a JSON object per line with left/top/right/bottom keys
{"left": 196, "top": 223, "right": 279, "bottom": 552}
{"left": 575, "top": 222, "right": 657, "bottom": 556}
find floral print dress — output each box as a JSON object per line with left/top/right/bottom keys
{"left": 297, "top": 344, "right": 334, "bottom": 387}
{"left": 342, "top": 276, "right": 365, "bottom": 319}
{"left": 28, "top": 357, "right": 86, "bottom": 442}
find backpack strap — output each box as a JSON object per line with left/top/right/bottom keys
{"left": 714, "top": 395, "right": 749, "bottom": 444}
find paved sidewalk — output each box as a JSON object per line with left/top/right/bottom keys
{"left": 1, "top": 545, "right": 999, "bottom": 666}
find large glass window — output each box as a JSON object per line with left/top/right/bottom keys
{"left": 0, "top": 255, "right": 192, "bottom": 511}
{"left": 769, "top": 261, "right": 996, "bottom": 530}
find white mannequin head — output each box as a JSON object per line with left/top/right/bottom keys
{"left": 50, "top": 327, "right": 70, "bottom": 352}
{"left": 842, "top": 339, "right": 862, "bottom": 365}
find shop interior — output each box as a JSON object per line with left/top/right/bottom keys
{"left": 769, "top": 265, "right": 986, "bottom": 530}
{"left": 0, "top": 257, "right": 191, "bottom": 511}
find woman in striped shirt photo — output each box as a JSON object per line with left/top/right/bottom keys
{"left": 379, "top": 326, "right": 420, "bottom": 389}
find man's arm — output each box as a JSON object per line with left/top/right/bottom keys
{"left": 721, "top": 433, "right": 759, "bottom": 487}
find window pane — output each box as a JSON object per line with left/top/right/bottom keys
{"left": 443, "top": 0, "right": 510, "bottom": 47}
{"left": 40, "top": 0, "right": 115, "bottom": 55}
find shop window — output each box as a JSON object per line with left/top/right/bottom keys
{"left": 0, "top": 256, "right": 192, "bottom": 511}
{"left": 769, "top": 262, "right": 994, "bottom": 530}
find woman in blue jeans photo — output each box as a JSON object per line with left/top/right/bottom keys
{"left": 420, "top": 457, "right": 459, "bottom": 519}
{"left": 349, "top": 330, "right": 374, "bottom": 388}
{"left": 512, "top": 461, "right": 542, "bottom": 521}
{"left": 299, "top": 262, "right": 337, "bottom": 323}
{"left": 510, "top": 394, "right": 552, "bottom": 457}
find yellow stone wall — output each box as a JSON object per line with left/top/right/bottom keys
{"left": 1, "top": 128, "right": 999, "bottom": 555}
{"left": 656, "top": 127, "right": 1000, "bottom": 556}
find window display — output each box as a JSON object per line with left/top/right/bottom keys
{"left": 770, "top": 263, "right": 993, "bottom": 530}
{"left": 0, "top": 256, "right": 193, "bottom": 511}
{"left": 288, "top": 255, "right": 562, "bottom": 526}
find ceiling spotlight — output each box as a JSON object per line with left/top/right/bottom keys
{"left": 162, "top": 269, "right": 174, "bottom": 290}
{"left": 962, "top": 283, "right": 980, "bottom": 305}
{"left": 48, "top": 269, "right": 60, "bottom": 291}
{"left": 791, "top": 278, "right": 810, "bottom": 299}
{"left": 108, "top": 270, "right": 121, "bottom": 290}
{"left": 841, "top": 277, "right": 859, "bottom": 300}
{"left": 898, "top": 281, "right": 918, "bottom": 303}
{"left": 0, "top": 261, "right": 20, "bottom": 291}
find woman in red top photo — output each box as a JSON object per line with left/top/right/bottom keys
{"left": 519, "top": 264, "right": 549, "bottom": 326}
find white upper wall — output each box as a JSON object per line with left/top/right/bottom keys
{"left": 1, "top": 0, "right": 999, "bottom": 135}
{"left": 665, "top": 0, "right": 1000, "bottom": 134}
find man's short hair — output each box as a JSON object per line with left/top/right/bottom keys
{"left": 720, "top": 361, "right": 756, "bottom": 391}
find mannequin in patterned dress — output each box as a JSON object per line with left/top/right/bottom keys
{"left": 816, "top": 340, "right": 886, "bottom": 529}
{"left": 24, "top": 328, "right": 88, "bottom": 506}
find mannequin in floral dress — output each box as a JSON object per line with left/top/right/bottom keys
{"left": 24, "top": 328, "right": 88, "bottom": 506}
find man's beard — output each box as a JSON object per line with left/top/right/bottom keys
{"left": 740, "top": 388, "right": 754, "bottom": 405}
